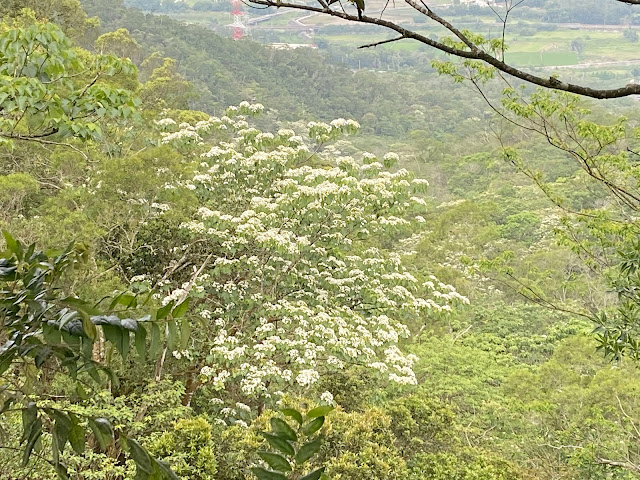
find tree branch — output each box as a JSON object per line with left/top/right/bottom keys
{"left": 247, "top": 0, "right": 640, "bottom": 99}
{"left": 595, "top": 457, "right": 640, "bottom": 473}
{"left": 0, "top": 132, "right": 89, "bottom": 160}
{"left": 358, "top": 35, "right": 405, "bottom": 49}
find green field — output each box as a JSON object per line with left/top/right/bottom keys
{"left": 161, "top": 3, "right": 640, "bottom": 71}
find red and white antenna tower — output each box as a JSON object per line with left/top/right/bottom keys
{"left": 227, "top": 0, "right": 248, "bottom": 40}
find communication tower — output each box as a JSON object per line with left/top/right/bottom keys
{"left": 227, "top": 0, "right": 248, "bottom": 40}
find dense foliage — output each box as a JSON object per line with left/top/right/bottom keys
{"left": 2, "top": 1, "right": 640, "bottom": 479}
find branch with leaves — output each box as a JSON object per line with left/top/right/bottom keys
{"left": 252, "top": 406, "right": 333, "bottom": 480}
{"left": 0, "top": 232, "right": 180, "bottom": 479}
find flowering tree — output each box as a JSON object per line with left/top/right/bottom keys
{"left": 142, "top": 103, "right": 468, "bottom": 408}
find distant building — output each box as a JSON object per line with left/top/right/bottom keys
{"left": 459, "top": 0, "right": 498, "bottom": 6}
{"left": 269, "top": 43, "right": 318, "bottom": 50}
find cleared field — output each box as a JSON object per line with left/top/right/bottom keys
{"left": 162, "top": 2, "right": 640, "bottom": 69}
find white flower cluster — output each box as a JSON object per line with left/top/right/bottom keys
{"left": 160, "top": 128, "right": 202, "bottom": 145}
{"left": 154, "top": 109, "right": 467, "bottom": 402}
{"left": 308, "top": 119, "right": 360, "bottom": 143}
{"left": 320, "top": 391, "right": 335, "bottom": 405}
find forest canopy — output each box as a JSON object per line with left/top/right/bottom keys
{"left": 2, "top": 1, "right": 640, "bottom": 479}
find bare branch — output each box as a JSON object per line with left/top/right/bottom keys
{"left": 0, "top": 133, "right": 88, "bottom": 160}
{"left": 358, "top": 35, "right": 405, "bottom": 49}
{"left": 595, "top": 457, "right": 640, "bottom": 473}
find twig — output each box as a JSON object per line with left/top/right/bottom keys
{"left": 358, "top": 36, "right": 405, "bottom": 49}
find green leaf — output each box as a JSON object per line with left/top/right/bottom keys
{"left": 103, "top": 324, "right": 129, "bottom": 360}
{"left": 0, "top": 349, "right": 15, "bottom": 376}
{"left": 1, "top": 397, "right": 14, "bottom": 415}
{"left": 262, "top": 433, "right": 295, "bottom": 456}
{"left": 258, "top": 451, "right": 292, "bottom": 472}
{"left": 52, "top": 428, "right": 60, "bottom": 465}
{"left": 154, "top": 459, "right": 180, "bottom": 480}
{"left": 88, "top": 417, "right": 114, "bottom": 450}
{"left": 3, "top": 230, "right": 23, "bottom": 260}
{"left": 179, "top": 319, "right": 191, "bottom": 350}
{"left": 306, "top": 406, "right": 333, "bottom": 419}
{"left": 149, "top": 323, "right": 161, "bottom": 358}
{"left": 270, "top": 418, "right": 297, "bottom": 442}
{"left": 135, "top": 324, "right": 147, "bottom": 358}
{"left": 156, "top": 301, "right": 174, "bottom": 320}
{"left": 82, "top": 314, "right": 98, "bottom": 341}
{"left": 21, "top": 417, "right": 42, "bottom": 467}
{"left": 302, "top": 416, "right": 324, "bottom": 436}
{"left": 300, "top": 467, "right": 326, "bottom": 480}
{"left": 21, "top": 402, "right": 37, "bottom": 443}
{"left": 68, "top": 413, "right": 85, "bottom": 454}
{"left": 54, "top": 462, "right": 70, "bottom": 480}
{"left": 0, "top": 258, "right": 17, "bottom": 280}
{"left": 43, "top": 323, "right": 62, "bottom": 345}
{"left": 295, "top": 438, "right": 322, "bottom": 465}
{"left": 51, "top": 410, "right": 72, "bottom": 452}
{"left": 128, "top": 438, "right": 153, "bottom": 475}
{"left": 166, "top": 320, "right": 178, "bottom": 351}
{"left": 251, "top": 467, "right": 287, "bottom": 480}
{"left": 75, "top": 383, "right": 88, "bottom": 400}
{"left": 171, "top": 298, "right": 189, "bottom": 319}
{"left": 281, "top": 408, "right": 303, "bottom": 425}
{"left": 117, "top": 293, "right": 137, "bottom": 308}
{"left": 34, "top": 346, "right": 52, "bottom": 368}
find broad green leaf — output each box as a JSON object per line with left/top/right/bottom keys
{"left": 306, "top": 406, "right": 333, "bottom": 419}
{"left": 34, "top": 346, "right": 52, "bottom": 368}
{"left": 300, "top": 467, "right": 326, "bottom": 480}
{"left": 156, "top": 301, "right": 174, "bottom": 320}
{"left": 54, "top": 462, "right": 70, "bottom": 480}
{"left": 251, "top": 467, "right": 287, "bottom": 480}
{"left": 135, "top": 325, "right": 147, "bottom": 358}
{"left": 51, "top": 410, "right": 72, "bottom": 452}
{"left": 88, "top": 417, "right": 114, "bottom": 450}
{"left": 281, "top": 408, "right": 303, "bottom": 425}
{"left": 302, "top": 416, "right": 324, "bottom": 436}
{"left": 295, "top": 438, "right": 322, "bottom": 465}
{"left": 166, "top": 320, "right": 178, "bottom": 351}
{"left": 0, "top": 258, "right": 17, "bottom": 280}
{"left": 68, "top": 413, "right": 85, "bottom": 454}
{"left": 117, "top": 293, "right": 137, "bottom": 308}
{"left": 149, "top": 323, "right": 161, "bottom": 357}
{"left": 257, "top": 451, "right": 292, "bottom": 472}
{"left": 21, "top": 402, "right": 37, "bottom": 443}
{"left": 103, "top": 324, "right": 129, "bottom": 360}
{"left": 82, "top": 314, "right": 98, "bottom": 341}
{"left": 21, "top": 416, "right": 42, "bottom": 467}
{"left": 180, "top": 319, "right": 191, "bottom": 350}
{"left": 270, "top": 418, "right": 297, "bottom": 442}
{"left": 75, "top": 383, "right": 88, "bottom": 400}
{"left": 262, "top": 433, "right": 295, "bottom": 456}
{"left": 154, "top": 459, "right": 180, "bottom": 480}
{"left": 128, "top": 438, "right": 153, "bottom": 475}
{"left": 1, "top": 397, "right": 14, "bottom": 415}
{"left": 3, "top": 230, "right": 23, "bottom": 260}
{"left": 0, "top": 349, "right": 15, "bottom": 376}
{"left": 171, "top": 298, "right": 189, "bottom": 319}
